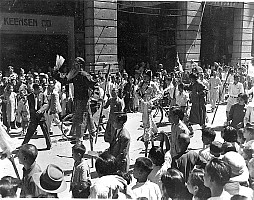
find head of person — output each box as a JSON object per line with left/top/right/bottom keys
{"left": 133, "top": 157, "right": 153, "bottom": 181}
{"left": 5, "top": 84, "right": 13, "bottom": 93}
{"left": 221, "top": 142, "right": 237, "bottom": 155}
{"left": 18, "top": 144, "right": 38, "bottom": 167}
{"left": 32, "top": 83, "right": 41, "bottom": 95}
{"left": 187, "top": 168, "right": 211, "bottom": 199}
{"left": 1, "top": 176, "right": 19, "bottom": 197}
{"left": 242, "top": 140, "right": 254, "bottom": 161}
{"left": 95, "top": 152, "right": 117, "bottom": 177}
{"left": 8, "top": 66, "right": 14, "bottom": 74}
{"left": 148, "top": 146, "right": 164, "bottom": 166}
{"left": 222, "top": 151, "right": 249, "bottom": 183}
{"left": 170, "top": 106, "right": 184, "bottom": 124}
{"left": 48, "top": 80, "right": 55, "bottom": 92}
{"left": 222, "top": 126, "right": 238, "bottom": 143}
{"left": 204, "top": 158, "right": 231, "bottom": 188}
{"left": 238, "top": 93, "right": 248, "bottom": 105}
{"left": 161, "top": 168, "right": 190, "bottom": 200}
{"left": 0, "top": 180, "right": 17, "bottom": 198}
{"left": 72, "top": 143, "right": 86, "bottom": 162}
{"left": 143, "top": 70, "right": 152, "bottom": 83}
{"left": 210, "top": 141, "right": 223, "bottom": 158}
{"left": 177, "top": 133, "right": 190, "bottom": 153}
{"left": 199, "top": 73, "right": 204, "bottom": 80}
{"left": 32, "top": 164, "right": 67, "bottom": 197}
{"left": 111, "top": 88, "right": 118, "bottom": 98}
{"left": 189, "top": 73, "right": 199, "bottom": 83}
{"left": 178, "top": 83, "right": 184, "bottom": 92}
{"left": 233, "top": 74, "right": 239, "bottom": 84}
{"left": 113, "top": 112, "right": 127, "bottom": 129}
{"left": 244, "top": 123, "right": 254, "bottom": 142}
{"left": 202, "top": 127, "right": 216, "bottom": 146}
{"left": 237, "top": 128, "right": 245, "bottom": 145}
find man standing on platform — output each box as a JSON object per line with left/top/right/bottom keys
{"left": 53, "top": 57, "right": 96, "bottom": 143}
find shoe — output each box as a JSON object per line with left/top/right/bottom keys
{"left": 63, "top": 128, "right": 69, "bottom": 135}
{"left": 49, "top": 131, "right": 53, "bottom": 135}
{"left": 46, "top": 145, "right": 51, "bottom": 150}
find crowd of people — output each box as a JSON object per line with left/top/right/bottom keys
{"left": 1, "top": 58, "right": 254, "bottom": 199}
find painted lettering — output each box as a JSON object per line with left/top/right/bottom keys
{"left": 3, "top": 17, "right": 38, "bottom": 27}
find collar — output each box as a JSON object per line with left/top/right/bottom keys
{"left": 23, "top": 161, "right": 36, "bottom": 174}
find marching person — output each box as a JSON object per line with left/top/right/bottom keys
{"left": 22, "top": 83, "right": 51, "bottom": 150}
{"left": 53, "top": 57, "right": 96, "bottom": 144}
{"left": 209, "top": 71, "right": 222, "bottom": 112}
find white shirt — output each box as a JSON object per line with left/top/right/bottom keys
{"left": 132, "top": 180, "right": 161, "bottom": 200}
{"left": 228, "top": 82, "right": 244, "bottom": 97}
{"left": 208, "top": 190, "right": 231, "bottom": 200}
{"left": 176, "top": 91, "right": 189, "bottom": 107}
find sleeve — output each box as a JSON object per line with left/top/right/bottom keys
{"left": 104, "top": 99, "right": 111, "bottom": 109}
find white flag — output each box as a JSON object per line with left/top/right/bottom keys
{"left": 0, "top": 125, "right": 18, "bottom": 158}
{"left": 54, "top": 55, "right": 65, "bottom": 71}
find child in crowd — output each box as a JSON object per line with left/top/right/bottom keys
{"left": 132, "top": 157, "right": 162, "bottom": 200}
{"left": 175, "top": 82, "right": 189, "bottom": 115}
{"left": 172, "top": 133, "right": 205, "bottom": 182}
{"left": 70, "top": 143, "right": 91, "bottom": 198}
{"left": 16, "top": 89, "right": 30, "bottom": 135}
{"left": 222, "top": 126, "right": 240, "bottom": 153}
{"left": 204, "top": 158, "right": 231, "bottom": 199}
{"left": 148, "top": 146, "right": 164, "bottom": 191}
{"left": 0, "top": 179, "right": 17, "bottom": 198}
{"left": 210, "top": 141, "right": 223, "bottom": 158}
{"left": 169, "top": 106, "right": 190, "bottom": 158}
{"left": 187, "top": 168, "right": 211, "bottom": 200}
{"left": 17, "top": 144, "right": 44, "bottom": 198}
{"left": 199, "top": 127, "right": 216, "bottom": 162}
{"left": 227, "top": 93, "right": 247, "bottom": 129}
{"left": 104, "top": 88, "right": 124, "bottom": 144}
{"left": 161, "top": 168, "right": 192, "bottom": 200}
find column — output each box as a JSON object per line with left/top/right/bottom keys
{"left": 176, "top": 1, "right": 202, "bottom": 68}
{"left": 232, "top": 2, "right": 254, "bottom": 66}
{"left": 84, "top": 0, "right": 118, "bottom": 72}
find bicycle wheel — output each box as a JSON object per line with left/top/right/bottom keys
{"left": 151, "top": 106, "right": 163, "bottom": 124}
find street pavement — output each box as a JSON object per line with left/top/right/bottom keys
{"left": 0, "top": 103, "right": 226, "bottom": 197}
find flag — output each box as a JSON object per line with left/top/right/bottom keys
{"left": 176, "top": 52, "right": 183, "bottom": 72}
{"left": 54, "top": 55, "right": 65, "bottom": 71}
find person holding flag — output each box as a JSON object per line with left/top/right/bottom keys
{"left": 53, "top": 56, "right": 97, "bottom": 144}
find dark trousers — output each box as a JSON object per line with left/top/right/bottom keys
{"left": 22, "top": 120, "right": 51, "bottom": 148}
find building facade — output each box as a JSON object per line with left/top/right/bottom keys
{"left": 0, "top": 1, "right": 253, "bottom": 74}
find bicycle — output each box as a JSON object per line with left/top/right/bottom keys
{"left": 151, "top": 97, "right": 171, "bottom": 125}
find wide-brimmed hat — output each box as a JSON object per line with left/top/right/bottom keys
{"left": 222, "top": 152, "right": 249, "bottom": 182}
{"left": 32, "top": 164, "right": 67, "bottom": 193}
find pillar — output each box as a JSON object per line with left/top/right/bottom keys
{"left": 84, "top": 0, "right": 118, "bottom": 72}
{"left": 232, "top": 2, "right": 254, "bottom": 66}
{"left": 176, "top": 1, "right": 203, "bottom": 68}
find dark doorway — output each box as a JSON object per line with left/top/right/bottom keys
{"left": 0, "top": 34, "right": 68, "bottom": 73}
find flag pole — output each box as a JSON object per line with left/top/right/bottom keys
{"left": 9, "top": 156, "right": 21, "bottom": 181}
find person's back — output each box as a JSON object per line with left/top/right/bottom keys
{"left": 172, "top": 133, "right": 205, "bottom": 182}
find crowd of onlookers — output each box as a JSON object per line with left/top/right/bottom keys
{"left": 1, "top": 61, "right": 254, "bottom": 199}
